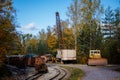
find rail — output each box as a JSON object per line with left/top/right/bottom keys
{"left": 38, "top": 66, "right": 68, "bottom": 80}
{"left": 25, "top": 72, "right": 43, "bottom": 80}
{"left": 49, "top": 67, "right": 67, "bottom": 80}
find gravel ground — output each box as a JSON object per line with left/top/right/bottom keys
{"left": 67, "top": 64, "right": 120, "bottom": 80}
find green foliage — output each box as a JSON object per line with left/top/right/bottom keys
{"left": 77, "top": 52, "right": 88, "bottom": 64}
{"left": 37, "top": 29, "right": 49, "bottom": 55}
{"left": 26, "top": 38, "right": 38, "bottom": 54}
{"left": 102, "top": 7, "right": 120, "bottom": 64}
{"left": 102, "top": 39, "right": 120, "bottom": 64}
{"left": 20, "top": 34, "right": 32, "bottom": 54}
{"left": 103, "top": 6, "right": 114, "bottom": 38}
{"left": 37, "top": 41, "right": 48, "bottom": 55}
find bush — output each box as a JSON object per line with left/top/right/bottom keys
{"left": 77, "top": 53, "right": 88, "bottom": 64}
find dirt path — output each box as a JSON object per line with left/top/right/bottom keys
{"left": 74, "top": 65, "right": 120, "bottom": 80}
{"left": 54, "top": 64, "right": 120, "bottom": 80}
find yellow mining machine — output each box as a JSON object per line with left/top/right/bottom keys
{"left": 87, "top": 50, "right": 108, "bottom": 66}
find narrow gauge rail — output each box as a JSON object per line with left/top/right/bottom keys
{"left": 58, "top": 68, "right": 67, "bottom": 80}
{"left": 6, "top": 65, "right": 26, "bottom": 79}
{"left": 49, "top": 67, "right": 67, "bottom": 80}
{"left": 6, "top": 64, "right": 26, "bottom": 74}
{"left": 25, "top": 72, "right": 43, "bottom": 80}
{"left": 43, "top": 67, "right": 68, "bottom": 80}
{"left": 32, "top": 64, "right": 69, "bottom": 80}
{"left": 49, "top": 68, "right": 60, "bottom": 80}
{"left": 6, "top": 64, "right": 44, "bottom": 80}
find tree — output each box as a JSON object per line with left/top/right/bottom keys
{"left": 67, "top": 0, "right": 81, "bottom": 50}
{"left": 68, "top": 0, "right": 103, "bottom": 51}
{"left": 20, "top": 34, "right": 32, "bottom": 54}
{"left": 67, "top": 0, "right": 81, "bottom": 26}
{"left": 103, "top": 6, "right": 114, "bottom": 38}
{"left": 114, "top": 7, "right": 120, "bottom": 37}
{"left": 46, "top": 26, "right": 52, "bottom": 39}
{"left": 102, "top": 7, "right": 120, "bottom": 64}
{"left": 0, "top": 0, "right": 20, "bottom": 66}
{"left": 47, "top": 35, "right": 57, "bottom": 55}
{"left": 37, "top": 29, "right": 49, "bottom": 55}
{"left": 26, "top": 38, "right": 38, "bottom": 54}
{"left": 62, "top": 27, "right": 75, "bottom": 49}
{"left": 57, "top": 20, "right": 75, "bottom": 49}
{"left": 67, "top": 0, "right": 104, "bottom": 63}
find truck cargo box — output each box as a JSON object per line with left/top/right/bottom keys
{"left": 56, "top": 49, "right": 76, "bottom": 63}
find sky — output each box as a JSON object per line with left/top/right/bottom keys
{"left": 12, "top": 0, "right": 119, "bottom": 35}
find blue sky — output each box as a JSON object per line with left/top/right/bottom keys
{"left": 13, "top": 0, "right": 119, "bottom": 35}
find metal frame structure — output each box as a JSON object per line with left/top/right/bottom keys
{"left": 56, "top": 12, "right": 63, "bottom": 49}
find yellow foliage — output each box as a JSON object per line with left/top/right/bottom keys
{"left": 47, "top": 35, "right": 57, "bottom": 52}
{"left": 26, "top": 38, "right": 38, "bottom": 47}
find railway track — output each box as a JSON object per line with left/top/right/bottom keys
{"left": 6, "top": 64, "right": 68, "bottom": 80}
{"left": 49, "top": 67, "right": 67, "bottom": 80}
{"left": 25, "top": 66, "right": 67, "bottom": 80}
{"left": 6, "top": 65, "right": 44, "bottom": 80}
{"left": 25, "top": 72, "right": 43, "bottom": 80}
{"left": 6, "top": 65, "right": 25, "bottom": 75}
{"left": 38, "top": 66, "right": 68, "bottom": 80}
{"left": 6, "top": 64, "right": 27, "bottom": 79}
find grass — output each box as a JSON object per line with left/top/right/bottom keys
{"left": 61, "top": 66, "right": 85, "bottom": 80}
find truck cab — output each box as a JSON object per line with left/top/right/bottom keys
{"left": 89, "top": 50, "right": 101, "bottom": 59}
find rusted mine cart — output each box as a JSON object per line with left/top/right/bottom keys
{"left": 25, "top": 54, "right": 37, "bottom": 66}
{"left": 41, "top": 54, "right": 53, "bottom": 62}
{"left": 5, "top": 55, "right": 26, "bottom": 69}
{"left": 5, "top": 54, "right": 48, "bottom": 73}
{"left": 34, "top": 57, "right": 48, "bottom": 73}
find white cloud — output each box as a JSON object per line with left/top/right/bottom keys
{"left": 22, "top": 22, "right": 37, "bottom": 30}
{"left": 17, "top": 22, "right": 41, "bottom": 35}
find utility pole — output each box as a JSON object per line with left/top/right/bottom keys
{"left": 90, "top": 20, "right": 91, "bottom": 50}
{"left": 89, "top": 0, "right": 92, "bottom": 50}
{"left": 74, "top": 24, "right": 77, "bottom": 51}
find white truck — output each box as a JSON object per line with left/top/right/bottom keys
{"left": 56, "top": 49, "right": 76, "bottom": 63}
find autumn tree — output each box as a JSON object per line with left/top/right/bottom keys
{"left": 26, "top": 37, "right": 38, "bottom": 54}
{"left": 67, "top": 0, "right": 81, "bottom": 50}
{"left": 61, "top": 21, "right": 75, "bottom": 49}
{"left": 47, "top": 35, "right": 57, "bottom": 55}
{"left": 67, "top": 0, "right": 104, "bottom": 63}
{"left": 0, "top": 0, "right": 21, "bottom": 66}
